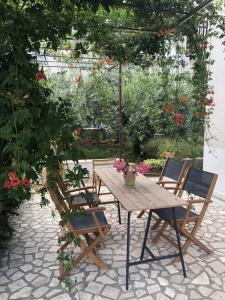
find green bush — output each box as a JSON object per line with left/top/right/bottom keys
{"left": 144, "top": 159, "right": 165, "bottom": 169}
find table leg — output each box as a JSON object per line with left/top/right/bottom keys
{"left": 172, "top": 207, "right": 187, "bottom": 278}
{"left": 126, "top": 212, "right": 131, "bottom": 290}
{"left": 117, "top": 201, "right": 121, "bottom": 224}
{"left": 140, "top": 210, "right": 152, "bottom": 260}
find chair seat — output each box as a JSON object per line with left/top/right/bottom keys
{"left": 71, "top": 192, "right": 100, "bottom": 205}
{"left": 153, "top": 206, "right": 198, "bottom": 221}
{"left": 69, "top": 211, "right": 108, "bottom": 230}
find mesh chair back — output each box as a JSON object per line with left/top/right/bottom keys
{"left": 183, "top": 168, "right": 216, "bottom": 198}
{"left": 163, "top": 158, "right": 186, "bottom": 181}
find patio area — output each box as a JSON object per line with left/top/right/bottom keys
{"left": 1, "top": 190, "right": 225, "bottom": 300}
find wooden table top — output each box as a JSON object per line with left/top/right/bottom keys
{"left": 95, "top": 167, "right": 188, "bottom": 212}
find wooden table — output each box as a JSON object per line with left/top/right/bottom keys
{"left": 95, "top": 167, "right": 188, "bottom": 290}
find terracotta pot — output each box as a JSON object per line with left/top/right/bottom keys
{"left": 123, "top": 173, "right": 136, "bottom": 186}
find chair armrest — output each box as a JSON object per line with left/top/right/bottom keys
{"left": 164, "top": 187, "right": 181, "bottom": 190}
{"left": 85, "top": 206, "right": 106, "bottom": 214}
{"left": 158, "top": 180, "right": 179, "bottom": 185}
{"left": 187, "top": 198, "right": 212, "bottom": 204}
{"left": 67, "top": 186, "right": 96, "bottom": 193}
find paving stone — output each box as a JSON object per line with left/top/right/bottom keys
{"left": 158, "top": 277, "right": 169, "bottom": 286}
{"left": 49, "top": 277, "right": 59, "bottom": 287}
{"left": 86, "top": 282, "right": 104, "bottom": 294}
{"left": 210, "top": 291, "right": 225, "bottom": 300}
{"left": 101, "top": 286, "right": 120, "bottom": 299}
{"left": 31, "top": 275, "right": 51, "bottom": 287}
{"left": 191, "top": 272, "right": 209, "bottom": 285}
{"left": 96, "top": 275, "right": 116, "bottom": 285}
{"left": 46, "top": 289, "right": 62, "bottom": 298}
{"left": 78, "top": 291, "right": 93, "bottom": 300}
{"left": 51, "top": 293, "right": 71, "bottom": 300}
{"left": 147, "top": 284, "right": 161, "bottom": 294}
{"left": 136, "top": 289, "right": 146, "bottom": 298}
{"left": 134, "top": 281, "right": 146, "bottom": 288}
{"left": 174, "top": 294, "right": 188, "bottom": 300}
{"left": 44, "top": 253, "right": 58, "bottom": 262}
{"left": 164, "top": 287, "right": 176, "bottom": 298}
{"left": 0, "top": 275, "right": 10, "bottom": 285}
{"left": 189, "top": 290, "right": 202, "bottom": 299}
{"left": 8, "top": 279, "right": 27, "bottom": 293}
{"left": 0, "top": 286, "right": 6, "bottom": 292}
{"left": 25, "top": 273, "right": 38, "bottom": 282}
{"left": 198, "top": 286, "right": 212, "bottom": 297}
{"left": 10, "top": 270, "right": 24, "bottom": 281}
{"left": 10, "top": 286, "right": 33, "bottom": 299}
{"left": 156, "top": 293, "right": 170, "bottom": 300}
{"left": 0, "top": 293, "right": 8, "bottom": 300}
{"left": 209, "top": 260, "right": 225, "bottom": 274}
{"left": 32, "top": 286, "right": 49, "bottom": 298}
{"left": 19, "top": 264, "right": 33, "bottom": 272}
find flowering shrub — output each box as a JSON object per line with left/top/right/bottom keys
{"left": 36, "top": 71, "right": 47, "bottom": 81}
{"left": 113, "top": 159, "right": 149, "bottom": 175}
{"left": 3, "top": 172, "right": 30, "bottom": 190}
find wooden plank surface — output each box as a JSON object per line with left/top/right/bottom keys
{"left": 95, "top": 167, "right": 187, "bottom": 212}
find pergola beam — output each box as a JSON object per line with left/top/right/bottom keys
{"left": 172, "top": 0, "right": 214, "bottom": 30}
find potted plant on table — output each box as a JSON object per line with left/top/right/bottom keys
{"left": 113, "top": 159, "right": 149, "bottom": 186}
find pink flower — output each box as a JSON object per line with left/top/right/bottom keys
{"left": 137, "top": 162, "right": 149, "bottom": 174}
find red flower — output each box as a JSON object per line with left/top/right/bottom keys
{"left": 22, "top": 178, "right": 30, "bottom": 188}
{"left": 8, "top": 171, "right": 17, "bottom": 181}
{"left": 202, "top": 42, "right": 208, "bottom": 49}
{"left": 100, "top": 58, "right": 114, "bottom": 65}
{"left": 74, "top": 75, "right": 83, "bottom": 83}
{"left": 4, "top": 178, "right": 21, "bottom": 189}
{"left": 11, "top": 178, "right": 21, "bottom": 187}
{"left": 36, "top": 71, "right": 47, "bottom": 81}
{"left": 175, "top": 113, "right": 185, "bottom": 126}
{"left": 3, "top": 180, "right": 11, "bottom": 189}
{"left": 76, "top": 128, "right": 81, "bottom": 133}
{"left": 164, "top": 103, "right": 174, "bottom": 113}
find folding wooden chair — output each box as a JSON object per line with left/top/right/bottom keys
{"left": 92, "top": 158, "right": 115, "bottom": 194}
{"left": 47, "top": 185, "right": 111, "bottom": 280}
{"left": 137, "top": 158, "right": 188, "bottom": 219}
{"left": 57, "top": 172, "right": 100, "bottom": 208}
{"left": 152, "top": 168, "right": 218, "bottom": 256}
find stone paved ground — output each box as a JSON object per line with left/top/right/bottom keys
{"left": 1, "top": 191, "right": 225, "bottom": 300}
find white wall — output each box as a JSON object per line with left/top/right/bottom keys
{"left": 204, "top": 36, "right": 225, "bottom": 201}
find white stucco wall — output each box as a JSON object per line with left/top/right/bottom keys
{"left": 203, "top": 36, "right": 225, "bottom": 201}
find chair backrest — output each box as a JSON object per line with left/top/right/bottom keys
{"left": 181, "top": 168, "right": 218, "bottom": 200}
{"left": 92, "top": 158, "right": 115, "bottom": 170}
{"left": 161, "top": 158, "right": 188, "bottom": 181}
{"left": 57, "top": 173, "right": 68, "bottom": 197}
{"left": 47, "top": 185, "right": 69, "bottom": 214}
